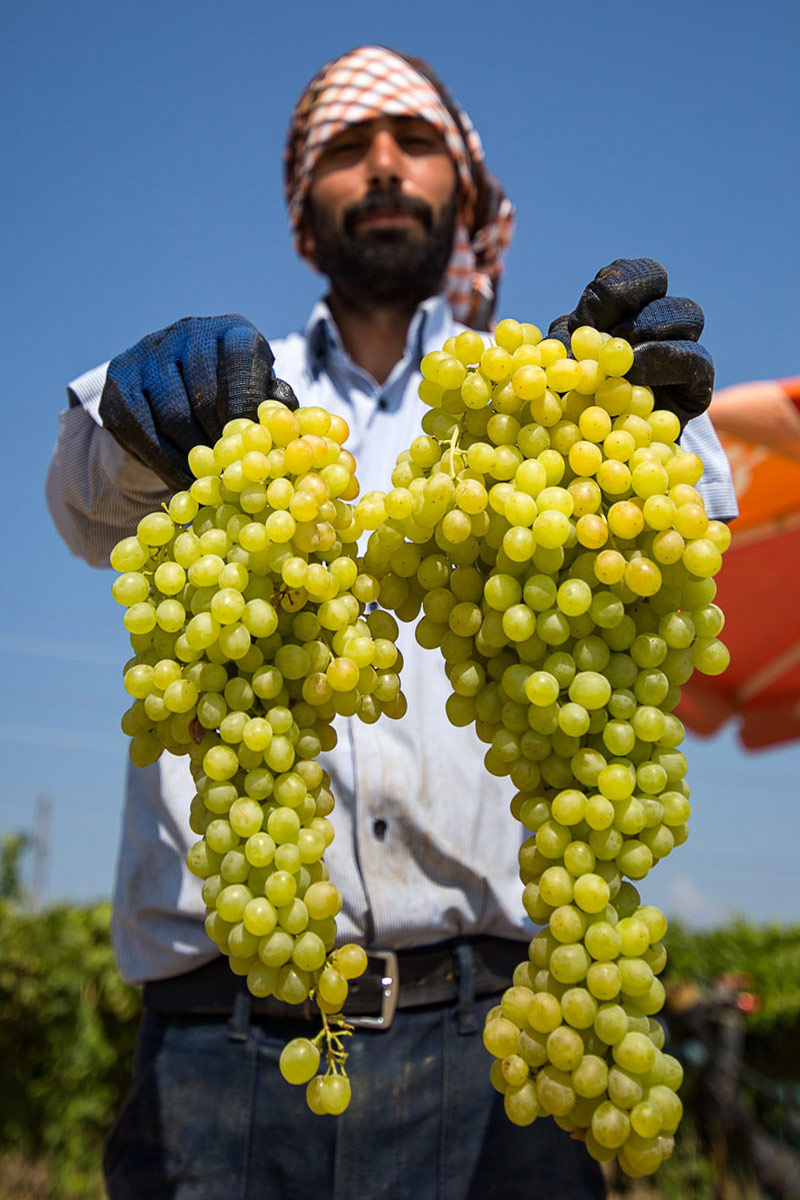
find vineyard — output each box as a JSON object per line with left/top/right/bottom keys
{"left": 1, "top": 842, "right": 798, "bottom": 1199}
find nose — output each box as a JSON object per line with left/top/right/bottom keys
{"left": 364, "top": 129, "right": 404, "bottom": 188}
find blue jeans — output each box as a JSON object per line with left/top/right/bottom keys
{"left": 104, "top": 993, "right": 606, "bottom": 1200}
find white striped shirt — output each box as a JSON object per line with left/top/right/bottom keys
{"left": 46, "top": 296, "right": 738, "bottom": 983}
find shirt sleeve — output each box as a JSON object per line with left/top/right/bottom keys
{"left": 47, "top": 364, "right": 171, "bottom": 568}
{"left": 681, "top": 410, "right": 739, "bottom": 523}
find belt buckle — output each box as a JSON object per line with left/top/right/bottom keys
{"left": 345, "top": 949, "right": 399, "bottom": 1031}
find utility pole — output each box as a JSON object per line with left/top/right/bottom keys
{"left": 32, "top": 793, "right": 52, "bottom": 910}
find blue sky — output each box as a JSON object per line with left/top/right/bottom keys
{"left": 3, "top": 0, "right": 799, "bottom": 924}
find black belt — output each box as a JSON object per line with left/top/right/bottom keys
{"left": 143, "top": 937, "right": 524, "bottom": 1031}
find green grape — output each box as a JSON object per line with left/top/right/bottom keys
{"left": 122, "top": 323, "right": 727, "bottom": 1148}
{"left": 591, "top": 1100, "right": 631, "bottom": 1149}
{"left": 647, "top": 1085, "right": 683, "bottom": 1134}
{"left": 585, "top": 922, "right": 622, "bottom": 962}
{"left": 550, "top": 944, "right": 591, "bottom": 985}
{"left": 572, "top": 1054, "right": 609, "bottom": 1099}
{"left": 586, "top": 961, "right": 622, "bottom": 1002}
{"left": 560, "top": 987, "right": 597, "bottom": 1030}
{"left": 594, "top": 1004, "right": 628, "bottom": 1046}
{"left": 547, "top": 1025, "right": 585, "bottom": 1071}
{"left": 315, "top": 1074, "right": 351, "bottom": 1115}
{"left": 535, "top": 1065, "right": 576, "bottom": 1116}
{"left": 573, "top": 874, "right": 611, "bottom": 914}
{"left": 613, "top": 1031, "right": 657, "bottom": 1075}
{"left": 110, "top": 405, "right": 420, "bottom": 1120}
{"left": 528, "top": 991, "right": 563, "bottom": 1034}
{"left": 550, "top": 905, "right": 588, "bottom": 944}
{"left": 501, "top": 1054, "right": 530, "bottom": 1089}
{"left": 484, "top": 1017, "right": 522, "bottom": 1059}
{"left": 499, "top": 985, "right": 534, "bottom": 1027}
{"left": 292, "top": 931, "right": 327, "bottom": 972}
{"left": 504, "top": 1080, "right": 540, "bottom": 1126}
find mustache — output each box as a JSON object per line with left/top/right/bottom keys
{"left": 343, "top": 189, "right": 433, "bottom": 235}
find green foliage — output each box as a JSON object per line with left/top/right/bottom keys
{"left": 0, "top": 897, "right": 141, "bottom": 1198}
{"left": 1, "top": 887, "right": 799, "bottom": 1198}
{"left": 1, "top": 834, "right": 31, "bottom": 903}
{"left": 664, "top": 917, "right": 800, "bottom": 1031}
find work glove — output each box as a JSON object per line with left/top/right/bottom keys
{"left": 548, "top": 258, "right": 714, "bottom": 430}
{"left": 99, "top": 315, "right": 297, "bottom": 491}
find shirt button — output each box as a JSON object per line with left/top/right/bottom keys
{"left": 373, "top": 818, "right": 387, "bottom": 841}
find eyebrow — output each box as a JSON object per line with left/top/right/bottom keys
{"left": 329, "top": 117, "right": 443, "bottom": 143}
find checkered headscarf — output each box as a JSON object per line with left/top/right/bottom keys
{"left": 284, "top": 45, "right": 515, "bottom": 329}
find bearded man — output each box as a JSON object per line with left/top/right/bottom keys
{"left": 48, "top": 45, "right": 736, "bottom": 1200}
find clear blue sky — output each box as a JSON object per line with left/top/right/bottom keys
{"left": 3, "top": 0, "right": 799, "bottom": 925}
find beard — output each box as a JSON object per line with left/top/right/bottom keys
{"left": 306, "top": 187, "right": 457, "bottom": 312}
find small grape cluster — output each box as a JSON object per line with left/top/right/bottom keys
{"left": 361, "top": 319, "right": 730, "bottom": 1174}
{"left": 485, "top": 891, "right": 682, "bottom": 1176}
{"left": 110, "top": 400, "right": 407, "bottom": 1111}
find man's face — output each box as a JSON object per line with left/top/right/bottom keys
{"left": 303, "top": 116, "right": 459, "bottom": 309}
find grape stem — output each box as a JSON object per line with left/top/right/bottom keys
{"left": 439, "top": 428, "right": 462, "bottom": 476}
{"left": 312, "top": 1005, "right": 353, "bottom": 1075}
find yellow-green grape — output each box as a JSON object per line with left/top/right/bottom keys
{"left": 366, "top": 318, "right": 728, "bottom": 1178}
{"left": 110, "top": 403, "right": 417, "bottom": 1117}
{"left": 279, "top": 1037, "right": 320, "bottom": 1085}
{"left": 317, "top": 1075, "right": 352, "bottom": 1115}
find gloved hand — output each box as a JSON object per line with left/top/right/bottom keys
{"left": 99, "top": 315, "right": 297, "bottom": 491}
{"left": 548, "top": 258, "right": 714, "bottom": 429}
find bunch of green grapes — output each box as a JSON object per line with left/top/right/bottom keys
{"left": 359, "top": 319, "right": 730, "bottom": 1173}
{"left": 110, "top": 399, "right": 406, "bottom": 1114}
{"left": 484, "top": 893, "right": 682, "bottom": 1175}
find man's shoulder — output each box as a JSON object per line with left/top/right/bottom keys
{"left": 270, "top": 330, "right": 310, "bottom": 386}
{"left": 270, "top": 329, "right": 306, "bottom": 356}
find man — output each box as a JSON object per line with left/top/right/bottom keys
{"left": 48, "top": 45, "right": 737, "bottom": 1200}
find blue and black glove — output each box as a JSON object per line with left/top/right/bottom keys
{"left": 99, "top": 315, "right": 297, "bottom": 490}
{"left": 548, "top": 258, "right": 714, "bottom": 430}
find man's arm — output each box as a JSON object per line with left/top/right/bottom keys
{"left": 48, "top": 316, "right": 297, "bottom": 566}
{"left": 679, "top": 410, "right": 739, "bottom": 523}
{"left": 548, "top": 258, "right": 714, "bottom": 431}
{"left": 47, "top": 368, "right": 172, "bottom": 567}
{"left": 98, "top": 315, "right": 297, "bottom": 491}
{"left": 547, "top": 257, "right": 738, "bottom": 521}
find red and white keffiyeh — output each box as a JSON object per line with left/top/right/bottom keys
{"left": 284, "top": 45, "right": 515, "bottom": 329}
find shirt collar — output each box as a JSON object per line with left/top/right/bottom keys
{"left": 303, "top": 293, "right": 456, "bottom": 380}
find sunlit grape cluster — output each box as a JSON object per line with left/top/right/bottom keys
{"left": 361, "top": 318, "right": 730, "bottom": 1174}
{"left": 486, "top": 893, "right": 683, "bottom": 1175}
{"left": 110, "top": 400, "right": 407, "bottom": 1111}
